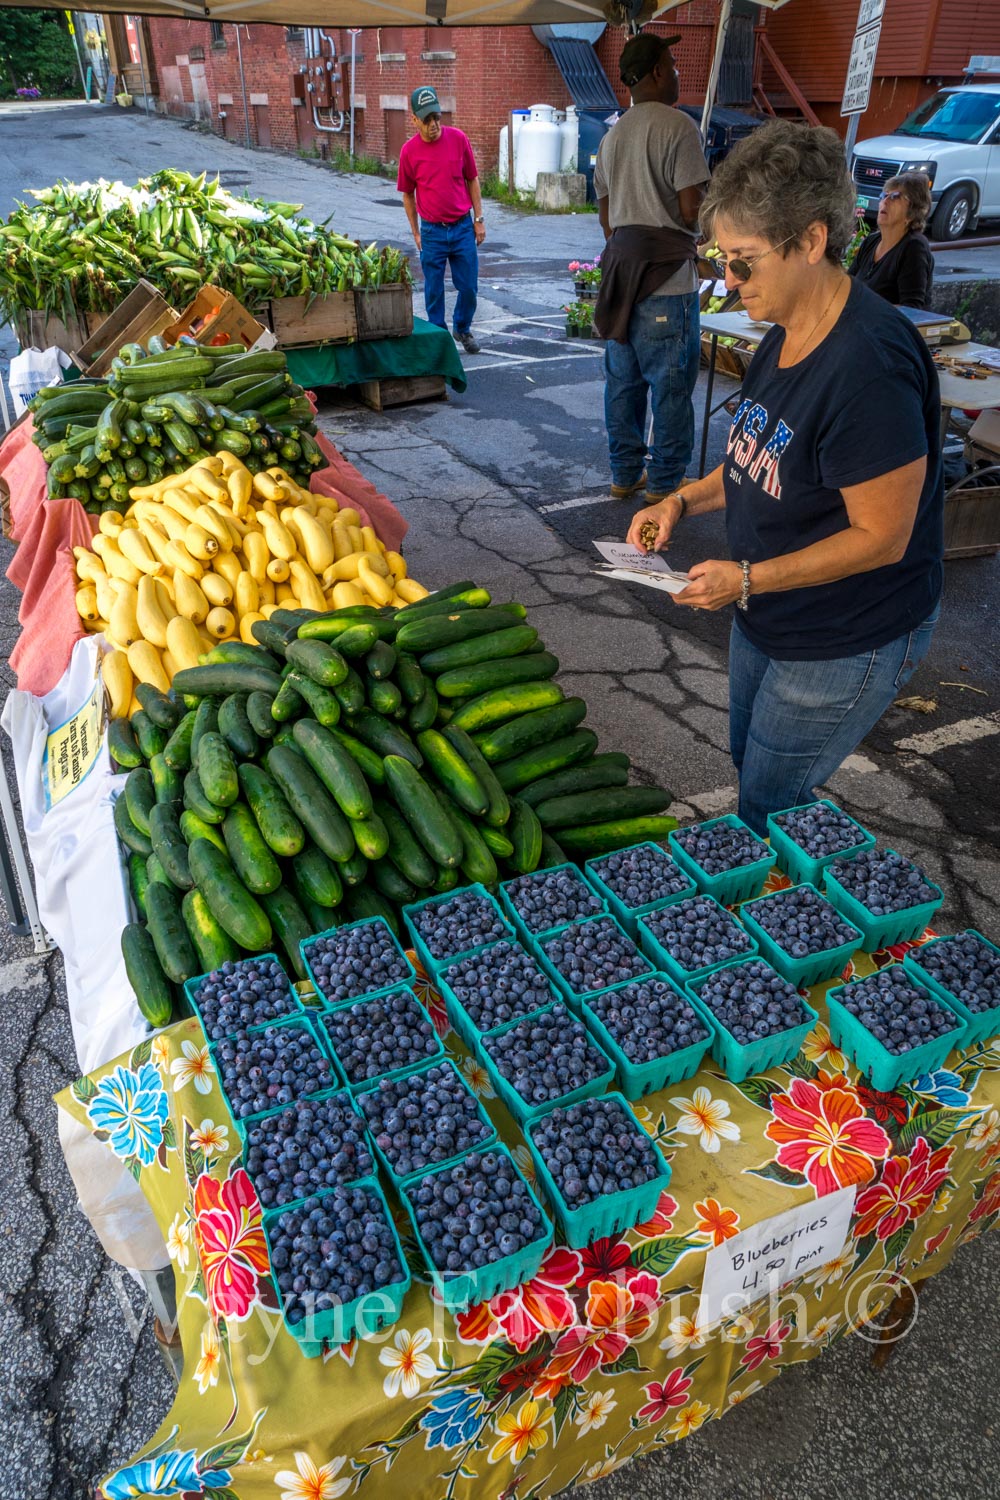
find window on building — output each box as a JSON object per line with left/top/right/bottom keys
{"left": 210, "top": 22, "right": 225, "bottom": 45}
{"left": 424, "top": 26, "right": 453, "bottom": 52}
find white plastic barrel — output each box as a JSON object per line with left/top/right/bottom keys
{"left": 559, "top": 104, "right": 579, "bottom": 172}
{"left": 515, "top": 104, "right": 561, "bottom": 193}
{"left": 499, "top": 109, "right": 530, "bottom": 183}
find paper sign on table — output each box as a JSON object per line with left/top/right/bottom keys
{"left": 699, "top": 1185, "right": 857, "bottom": 1328}
{"left": 42, "top": 675, "right": 104, "bottom": 810}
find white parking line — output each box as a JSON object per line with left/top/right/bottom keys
{"left": 895, "top": 713, "right": 1000, "bottom": 756}
{"left": 538, "top": 494, "right": 615, "bottom": 514}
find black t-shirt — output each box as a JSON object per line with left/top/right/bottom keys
{"left": 725, "top": 278, "right": 943, "bottom": 661}
{"left": 849, "top": 230, "right": 934, "bottom": 309}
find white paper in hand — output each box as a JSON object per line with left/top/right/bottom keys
{"left": 592, "top": 540, "right": 690, "bottom": 595}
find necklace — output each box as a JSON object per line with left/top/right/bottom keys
{"left": 781, "top": 278, "right": 846, "bottom": 366}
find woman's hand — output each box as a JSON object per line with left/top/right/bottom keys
{"left": 627, "top": 496, "right": 682, "bottom": 553}
{"left": 674, "top": 560, "right": 744, "bottom": 611}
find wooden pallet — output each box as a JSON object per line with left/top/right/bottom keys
{"left": 354, "top": 374, "right": 446, "bottom": 412}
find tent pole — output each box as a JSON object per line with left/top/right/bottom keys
{"left": 235, "top": 24, "right": 252, "bottom": 148}
{"left": 350, "top": 30, "right": 356, "bottom": 158}
{"left": 133, "top": 17, "right": 151, "bottom": 115}
{"left": 700, "top": 0, "right": 732, "bottom": 142}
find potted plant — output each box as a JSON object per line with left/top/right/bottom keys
{"left": 564, "top": 300, "right": 595, "bottom": 338}
{"left": 568, "top": 257, "right": 602, "bottom": 299}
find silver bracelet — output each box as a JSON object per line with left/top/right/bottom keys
{"left": 669, "top": 492, "right": 688, "bottom": 517}
{"left": 737, "top": 559, "right": 752, "bottom": 612}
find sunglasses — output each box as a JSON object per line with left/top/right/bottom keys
{"left": 708, "top": 232, "right": 799, "bottom": 284}
{"left": 879, "top": 190, "right": 904, "bottom": 202}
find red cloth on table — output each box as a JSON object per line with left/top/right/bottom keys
{"left": 310, "top": 432, "right": 408, "bottom": 553}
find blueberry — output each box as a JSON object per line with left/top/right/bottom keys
{"left": 439, "top": 941, "right": 556, "bottom": 1034}
{"left": 481, "top": 1002, "right": 609, "bottom": 1107}
{"left": 214, "top": 1020, "right": 335, "bottom": 1119}
{"left": 303, "top": 919, "right": 410, "bottom": 1007}
{"left": 642, "top": 896, "right": 754, "bottom": 975}
{"left": 838, "top": 967, "right": 960, "bottom": 1055}
{"left": 589, "top": 844, "right": 691, "bottom": 909}
{"left": 358, "top": 1063, "right": 492, "bottom": 1177}
{"left": 587, "top": 977, "right": 710, "bottom": 1064}
{"left": 406, "top": 1148, "right": 544, "bottom": 1278}
{"left": 320, "top": 986, "right": 438, "bottom": 1084}
{"left": 244, "top": 1089, "right": 374, "bottom": 1209}
{"left": 269, "top": 1185, "right": 405, "bottom": 1323}
{"left": 743, "top": 886, "right": 859, "bottom": 959}
{"left": 191, "top": 956, "right": 296, "bottom": 1042}
{"left": 673, "top": 819, "right": 769, "bottom": 878}
{"left": 540, "top": 917, "right": 651, "bottom": 997}
{"left": 503, "top": 868, "right": 604, "bottom": 935}
{"left": 532, "top": 1097, "right": 662, "bottom": 1207}
{"left": 772, "top": 802, "right": 867, "bottom": 861}
{"left": 828, "top": 849, "right": 938, "bottom": 918}
{"left": 696, "top": 959, "right": 810, "bottom": 1046}
{"left": 910, "top": 932, "right": 1000, "bottom": 1015}
{"left": 410, "top": 892, "right": 508, "bottom": 961}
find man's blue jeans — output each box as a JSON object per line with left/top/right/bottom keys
{"left": 604, "top": 291, "right": 700, "bottom": 494}
{"left": 729, "top": 609, "right": 940, "bottom": 834}
{"left": 420, "top": 217, "right": 478, "bottom": 335}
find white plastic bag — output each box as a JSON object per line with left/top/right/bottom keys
{"left": 8, "top": 346, "right": 73, "bottom": 417}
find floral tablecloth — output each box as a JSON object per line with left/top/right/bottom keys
{"left": 57, "top": 901, "right": 1000, "bottom": 1500}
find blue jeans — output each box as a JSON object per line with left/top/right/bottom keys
{"left": 729, "top": 609, "right": 940, "bottom": 835}
{"left": 604, "top": 291, "right": 700, "bottom": 493}
{"left": 420, "top": 217, "right": 478, "bottom": 335}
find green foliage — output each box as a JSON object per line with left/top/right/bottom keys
{"left": 0, "top": 9, "right": 79, "bottom": 100}
{"left": 330, "top": 148, "right": 394, "bottom": 178}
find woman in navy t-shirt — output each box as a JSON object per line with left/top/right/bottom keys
{"left": 627, "top": 121, "right": 943, "bottom": 834}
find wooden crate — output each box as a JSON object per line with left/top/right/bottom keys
{"left": 943, "top": 472, "right": 1000, "bottom": 559}
{"left": 355, "top": 374, "right": 446, "bottom": 412}
{"left": 354, "top": 285, "right": 414, "bottom": 342}
{"left": 164, "top": 285, "right": 266, "bottom": 350}
{"left": 72, "top": 279, "right": 177, "bottom": 375}
{"left": 267, "top": 292, "right": 358, "bottom": 348}
{"left": 14, "top": 307, "right": 105, "bottom": 356}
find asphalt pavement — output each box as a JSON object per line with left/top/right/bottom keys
{"left": 1, "top": 101, "right": 999, "bottom": 1500}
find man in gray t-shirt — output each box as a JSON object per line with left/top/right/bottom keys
{"left": 594, "top": 32, "right": 709, "bottom": 502}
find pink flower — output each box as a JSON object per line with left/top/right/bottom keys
{"left": 567, "top": 260, "right": 580, "bottom": 272}
{"left": 193, "top": 1166, "right": 269, "bottom": 1322}
{"left": 741, "top": 1318, "right": 792, "bottom": 1371}
{"left": 853, "top": 1136, "right": 954, "bottom": 1241}
{"left": 637, "top": 1368, "right": 693, "bottom": 1424}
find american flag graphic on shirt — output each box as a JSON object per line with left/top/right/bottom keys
{"left": 727, "top": 398, "right": 795, "bottom": 500}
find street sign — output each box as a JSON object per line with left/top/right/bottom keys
{"left": 856, "top": 0, "right": 885, "bottom": 27}
{"left": 841, "top": 22, "right": 881, "bottom": 116}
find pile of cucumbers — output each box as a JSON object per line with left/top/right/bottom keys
{"left": 30, "top": 339, "right": 322, "bottom": 514}
{"left": 112, "top": 581, "right": 675, "bottom": 1029}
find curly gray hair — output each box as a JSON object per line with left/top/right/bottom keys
{"left": 701, "top": 120, "right": 857, "bottom": 265}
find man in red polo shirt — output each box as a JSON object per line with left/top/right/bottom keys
{"left": 398, "top": 85, "right": 486, "bottom": 355}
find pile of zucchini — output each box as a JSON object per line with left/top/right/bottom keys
{"left": 30, "top": 339, "right": 322, "bottom": 514}
{"left": 112, "top": 582, "right": 674, "bottom": 1028}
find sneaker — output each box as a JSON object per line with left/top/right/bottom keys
{"left": 609, "top": 471, "right": 647, "bottom": 500}
{"left": 455, "top": 330, "right": 481, "bottom": 355}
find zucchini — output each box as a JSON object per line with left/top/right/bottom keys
{"left": 203, "top": 642, "right": 283, "bottom": 673}
{"left": 188, "top": 839, "right": 272, "bottom": 951}
{"left": 218, "top": 694, "right": 259, "bottom": 760}
{"left": 535, "top": 786, "right": 672, "bottom": 830}
{"left": 494, "top": 729, "right": 600, "bottom": 794}
{"left": 196, "top": 732, "right": 239, "bottom": 808}
{"left": 145, "top": 880, "right": 199, "bottom": 983}
{"left": 265, "top": 745, "right": 356, "bottom": 863}
{"left": 223, "top": 804, "right": 282, "bottom": 895}
{"left": 450, "top": 681, "right": 564, "bottom": 735}
{"left": 163, "top": 710, "right": 197, "bottom": 772}
{"left": 285, "top": 638, "right": 348, "bottom": 688}
{"left": 440, "top": 725, "right": 510, "bottom": 831}
{"left": 129, "top": 852, "right": 151, "bottom": 921}
{"left": 396, "top": 603, "right": 527, "bottom": 654}
{"left": 114, "top": 792, "right": 153, "bottom": 856}
{"left": 333, "top": 666, "right": 366, "bottom": 717}
{"left": 149, "top": 752, "right": 183, "bottom": 806}
{"left": 183, "top": 768, "right": 226, "bottom": 825}
{"left": 509, "top": 798, "right": 544, "bottom": 874}
{"left": 135, "top": 682, "right": 180, "bottom": 730}
{"left": 419, "top": 624, "right": 538, "bottom": 675}
{"left": 190, "top": 699, "right": 220, "bottom": 758}
{"left": 416, "top": 729, "right": 489, "bottom": 817}
{"left": 121, "top": 923, "right": 173, "bottom": 1028}
{"left": 518, "top": 753, "right": 630, "bottom": 808}
{"left": 237, "top": 763, "right": 305, "bottom": 857}
{"left": 172, "top": 664, "right": 284, "bottom": 699}
{"left": 285, "top": 670, "right": 341, "bottom": 727}
{"left": 131, "top": 710, "right": 167, "bottom": 762}
{"left": 407, "top": 683, "right": 439, "bottom": 734}
{"left": 370, "top": 860, "right": 419, "bottom": 908}
{"left": 292, "top": 719, "right": 373, "bottom": 821}
{"left": 179, "top": 809, "right": 227, "bottom": 853}
{"left": 108, "top": 717, "right": 143, "bottom": 770}
{"left": 365, "top": 640, "right": 397, "bottom": 680}
{"left": 346, "top": 708, "right": 423, "bottom": 768}
{"left": 556, "top": 815, "right": 679, "bottom": 857}
{"left": 475, "top": 699, "right": 588, "bottom": 764}
{"left": 149, "top": 801, "right": 193, "bottom": 891}
{"left": 383, "top": 755, "right": 463, "bottom": 868}
{"left": 435, "top": 793, "right": 498, "bottom": 886}
{"left": 343, "top": 885, "right": 400, "bottom": 941}
{"left": 124, "top": 767, "right": 156, "bottom": 836}
{"left": 258, "top": 888, "right": 312, "bottom": 978}
{"left": 372, "top": 798, "right": 437, "bottom": 889}
{"left": 182, "top": 888, "right": 240, "bottom": 974}
{"left": 435, "top": 651, "right": 560, "bottom": 700}
{"left": 291, "top": 845, "right": 343, "bottom": 908}
{"left": 246, "top": 691, "right": 278, "bottom": 741}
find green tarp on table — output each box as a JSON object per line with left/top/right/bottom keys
{"left": 285, "top": 316, "right": 467, "bottom": 393}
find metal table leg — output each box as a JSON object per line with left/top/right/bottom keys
{"left": 0, "top": 748, "right": 55, "bottom": 952}
{"left": 699, "top": 334, "right": 718, "bottom": 479}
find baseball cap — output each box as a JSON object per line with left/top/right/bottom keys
{"left": 411, "top": 86, "right": 441, "bottom": 120}
{"left": 619, "top": 32, "right": 681, "bottom": 88}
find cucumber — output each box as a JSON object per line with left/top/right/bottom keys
{"left": 188, "top": 839, "right": 272, "bottom": 951}
{"left": 124, "top": 768, "right": 156, "bottom": 836}
{"left": 394, "top": 586, "right": 488, "bottom": 622}
{"left": 145, "top": 880, "right": 200, "bottom": 982}
{"left": 265, "top": 745, "right": 356, "bottom": 863}
{"left": 509, "top": 798, "right": 544, "bottom": 874}
{"left": 149, "top": 801, "right": 193, "bottom": 890}
{"left": 480, "top": 826, "right": 514, "bottom": 859}
{"left": 440, "top": 725, "right": 510, "bottom": 831}
{"left": 383, "top": 755, "right": 463, "bottom": 868}
{"left": 183, "top": 768, "right": 226, "bottom": 825}
{"left": 368, "top": 678, "right": 402, "bottom": 717}
{"left": 302, "top": 896, "right": 337, "bottom": 935}
{"left": 251, "top": 619, "right": 293, "bottom": 657}
{"left": 518, "top": 753, "right": 631, "bottom": 808}
{"left": 494, "top": 729, "right": 600, "bottom": 794}
{"left": 396, "top": 603, "right": 527, "bottom": 654}
{"left": 129, "top": 852, "right": 151, "bottom": 920}
{"left": 348, "top": 811, "right": 390, "bottom": 861}
{"left": 135, "top": 682, "right": 180, "bottom": 730}
{"left": 370, "top": 860, "right": 419, "bottom": 908}
{"left": 201, "top": 641, "right": 283, "bottom": 672}
{"left": 435, "top": 793, "right": 498, "bottom": 886}
{"left": 407, "top": 683, "right": 439, "bottom": 734}
{"left": 556, "top": 815, "right": 680, "bottom": 857}
{"left": 179, "top": 809, "right": 227, "bottom": 853}
{"left": 339, "top": 850, "right": 369, "bottom": 886}
{"left": 182, "top": 888, "right": 240, "bottom": 974}
{"left": 285, "top": 638, "right": 348, "bottom": 688}
{"left": 293, "top": 719, "right": 373, "bottom": 820}
{"left": 149, "top": 752, "right": 183, "bottom": 806}
{"left": 131, "top": 710, "right": 168, "bottom": 762}
{"left": 419, "top": 624, "right": 538, "bottom": 675}
{"left": 343, "top": 885, "right": 400, "bottom": 940}
{"left": 333, "top": 666, "right": 366, "bottom": 716}
{"left": 223, "top": 803, "right": 282, "bottom": 895}
{"left": 218, "top": 694, "right": 259, "bottom": 760}
{"left": 539, "top": 831, "right": 569, "bottom": 869}
{"left": 114, "top": 792, "right": 153, "bottom": 856}
{"left": 330, "top": 726, "right": 385, "bottom": 785}
{"left": 146, "top": 852, "right": 171, "bottom": 888}
{"left": 272, "top": 723, "right": 297, "bottom": 749}
{"left": 191, "top": 699, "right": 220, "bottom": 758}
{"left": 432, "top": 867, "right": 460, "bottom": 894}
{"left": 535, "top": 786, "right": 672, "bottom": 830}
{"left": 477, "top": 700, "right": 588, "bottom": 765}
{"left": 311, "top": 621, "right": 381, "bottom": 657}
{"left": 172, "top": 664, "right": 284, "bottom": 699}
{"left": 394, "top": 580, "right": 477, "bottom": 615}
{"left": 246, "top": 691, "right": 278, "bottom": 741}
{"left": 416, "top": 729, "right": 489, "bottom": 817}
{"left": 258, "top": 888, "right": 311, "bottom": 978}
{"left": 121, "top": 923, "right": 173, "bottom": 1028}
{"left": 270, "top": 676, "right": 305, "bottom": 723}
{"left": 346, "top": 709, "right": 422, "bottom": 768}
{"left": 395, "top": 653, "right": 426, "bottom": 705}
{"left": 373, "top": 798, "right": 437, "bottom": 889}
{"left": 365, "top": 640, "right": 397, "bottom": 680}
{"left": 196, "top": 732, "right": 239, "bottom": 808}
{"left": 285, "top": 670, "right": 341, "bottom": 727}
{"left": 450, "top": 681, "right": 564, "bottom": 735}
{"left": 163, "top": 709, "right": 197, "bottom": 772}
{"left": 108, "top": 717, "right": 143, "bottom": 770}
{"left": 237, "top": 763, "right": 305, "bottom": 857}
{"left": 435, "top": 651, "right": 560, "bottom": 700}
{"left": 291, "top": 845, "right": 343, "bottom": 908}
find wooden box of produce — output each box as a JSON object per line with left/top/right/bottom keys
{"left": 354, "top": 284, "right": 414, "bottom": 342}
{"left": 943, "top": 470, "right": 1000, "bottom": 559}
{"left": 71, "top": 279, "right": 178, "bottom": 377}
{"left": 14, "top": 306, "right": 105, "bottom": 357}
{"left": 165, "top": 284, "right": 266, "bottom": 350}
{"left": 266, "top": 291, "right": 358, "bottom": 348}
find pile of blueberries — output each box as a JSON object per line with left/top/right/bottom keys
{"left": 642, "top": 896, "right": 754, "bottom": 975}
{"left": 743, "top": 886, "right": 860, "bottom": 959}
{"left": 244, "top": 1091, "right": 374, "bottom": 1209}
{"left": 910, "top": 932, "right": 1000, "bottom": 1014}
{"left": 320, "top": 988, "right": 439, "bottom": 1085}
{"left": 409, "top": 891, "right": 508, "bottom": 963}
{"left": 503, "top": 867, "right": 604, "bottom": 935}
{"left": 673, "top": 819, "right": 770, "bottom": 877}
{"left": 214, "top": 1021, "right": 335, "bottom": 1119}
{"left": 407, "top": 1149, "right": 546, "bottom": 1274}
{"left": 827, "top": 849, "right": 939, "bottom": 918}
{"left": 772, "top": 802, "right": 867, "bottom": 860}
{"left": 270, "top": 1185, "right": 406, "bottom": 1326}
{"left": 482, "top": 1002, "right": 610, "bottom": 1109}
{"left": 358, "top": 1062, "right": 493, "bottom": 1178}
{"left": 587, "top": 977, "right": 709, "bottom": 1064}
{"left": 540, "top": 916, "right": 651, "bottom": 997}
{"left": 590, "top": 844, "right": 691, "bottom": 910}
{"left": 530, "top": 1097, "right": 663, "bottom": 1206}
{"left": 192, "top": 957, "right": 296, "bottom": 1042}
{"left": 837, "top": 968, "right": 960, "bottom": 1055}
{"left": 695, "top": 958, "right": 811, "bottom": 1045}
{"left": 304, "top": 920, "right": 411, "bottom": 1007}
{"left": 441, "top": 941, "right": 554, "bottom": 1034}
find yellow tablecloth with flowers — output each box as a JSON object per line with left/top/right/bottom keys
{"left": 57, "top": 887, "right": 1000, "bottom": 1500}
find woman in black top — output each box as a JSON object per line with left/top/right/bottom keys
{"left": 849, "top": 171, "right": 934, "bottom": 308}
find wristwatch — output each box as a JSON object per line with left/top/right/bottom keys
{"left": 474, "top": 215, "right": 484, "bottom": 223}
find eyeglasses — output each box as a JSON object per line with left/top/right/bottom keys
{"left": 879, "top": 190, "right": 904, "bottom": 202}
{"left": 708, "top": 233, "right": 799, "bottom": 283}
